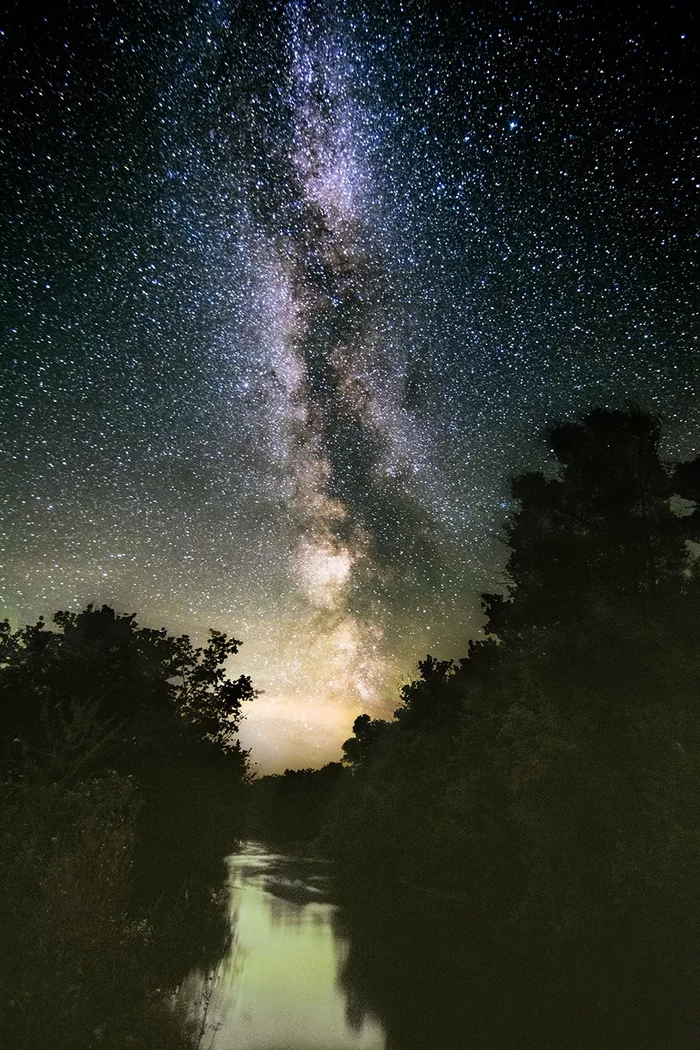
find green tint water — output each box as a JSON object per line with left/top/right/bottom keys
{"left": 181, "top": 842, "right": 385, "bottom": 1050}
{"left": 178, "top": 841, "right": 700, "bottom": 1050}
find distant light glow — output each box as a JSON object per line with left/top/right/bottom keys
{"left": 1, "top": 0, "right": 697, "bottom": 770}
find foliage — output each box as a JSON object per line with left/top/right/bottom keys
{"left": 323, "top": 409, "right": 700, "bottom": 968}
{"left": 248, "top": 763, "right": 345, "bottom": 844}
{"left": 0, "top": 604, "right": 255, "bottom": 774}
{"left": 0, "top": 769, "right": 198, "bottom": 1049}
{"left": 0, "top": 604, "right": 255, "bottom": 1048}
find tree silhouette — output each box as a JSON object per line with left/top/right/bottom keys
{"left": 0, "top": 603, "right": 254, "bottom": 778}
{"left": 324, "top": 408, "right": 700, "bottom": 959}
{"left": 0, "top": 604, "right": 256, "bottom": 1048}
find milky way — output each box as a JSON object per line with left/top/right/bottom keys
{"left": 1, "top": 0, "right": 698, "bottom": 769}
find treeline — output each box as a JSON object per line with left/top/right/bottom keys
{"left": 247, "top": 763, "right": 344, "bottom": 844}
{"left": 6, "top": 406, "right": 700, "bottom": 1043}
{"left": 0, "top": 605, "right": 254, "bottom": 1049}
{"left": 307, "top": 410, "right": 700, "bottom": 965}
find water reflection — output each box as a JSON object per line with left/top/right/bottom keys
{"left": 182, "top": 842, "right": 386, "bottom": 1050}
{"left": 181, "top": 843, "right": 700, "bottom": 1049}
{"left": 334, "top": 887, "right": 700, "bottom": 1050}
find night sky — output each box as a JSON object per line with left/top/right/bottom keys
{"left": 1, "top": 0, "right": 698, "bottom": 770}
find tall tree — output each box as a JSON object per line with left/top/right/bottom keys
{"left": 0, "top": 603, "right": 254, "bottom": 778}
{"left": 326, "top": 409, "right": 700, "bottom": 952}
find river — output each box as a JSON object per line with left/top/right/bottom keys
{"left": 179, "top": 841, "right": 386, "bottom": 1050}
{"left": 178, "top": 840, "right": 697, "bottom": 1050}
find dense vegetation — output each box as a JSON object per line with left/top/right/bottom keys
{"left": 247, "top": 762, "right": 344, "bottom": 844}
{"left": 0, "top": 605, "right": 254, "bottom": 1049}
{"left": 320, "top": 409, "right": 700, "bottom": 976}
{"left": 4, "top": 406, "right": 700, "bottom": 1046}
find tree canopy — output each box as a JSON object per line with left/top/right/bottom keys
{"left": 0, "top": 603, "right": 255, "bottom": 1049}
{"left": 326, "top": 409, "right": 700, "bottom": 958}
{"left": 0, "top": 603, "right": 255, "bottom": 779}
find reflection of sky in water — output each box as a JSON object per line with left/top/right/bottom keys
{"left": 182, "top": 843, "right": 385, "bottom": 1049}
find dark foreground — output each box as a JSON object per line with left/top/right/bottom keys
{"left": 179, "top": 841, "right": 699, "bottom": 1050}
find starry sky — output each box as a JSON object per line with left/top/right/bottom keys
{"left": 1, "top": 0, "right": 698, "bottom": 770}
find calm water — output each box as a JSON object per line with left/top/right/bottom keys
{"left": 180, "top": 842, "right": 386, "bottom": 1050}
{"left": 178, "top": 841, "right": 699, "bottom": 1050}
